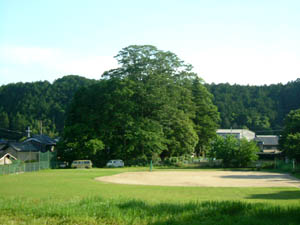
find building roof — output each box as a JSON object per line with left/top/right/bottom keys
{"left": 0, "top": 144, "right": 6, "bottom": 150}
{"left": 24, "top": 135, "right": 56, "bottom": 145}
{"left": 255, "top": 135, "right": 279, "bottom": 146}
{"left": 0, "top": 139, "right": 8, "bottom": 144}
{"left": 0, "top": 152, "right": 17, "bottom": 160}
{"left": 8, "top": 142, "right": 39, "bottom": 152}
{"left": 217, "top": 129, "right": 255, "bottom": 134}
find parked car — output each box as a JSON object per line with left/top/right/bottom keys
{"left": 59, "top": 161, "right": 68, "bottom": 168}
{"left": 106, "top": 159, "right": 124, "bottom": 168}
{"left": 71, "top": 160, "right": 92, "bottom": 169}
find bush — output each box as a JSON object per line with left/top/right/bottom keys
{"left": 209, "top": 135, "right": 259, "bottom": 168}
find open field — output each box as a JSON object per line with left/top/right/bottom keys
{"left": 96, "top": 171, "right": 300, "bottom": 187}
{"left": 1, "top": 168, "right": 300, "bottom": 225}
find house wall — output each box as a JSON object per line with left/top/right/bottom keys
{"left": 1, "top": 148, "right": 39, "bottom": 162}
{"left": 0, "top": 157, "right": 13, "bottom": 165}
{"left": 17, "top": 152, "right": 39, "bottom": 161}
{"left": 216, "top": 129, "right": 255, "bottom": 141}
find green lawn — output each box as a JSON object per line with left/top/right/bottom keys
{"left": 0, "top": 168, "right": 300, "bottom": 225}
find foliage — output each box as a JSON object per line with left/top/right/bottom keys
{"left": 280, "top": 109, "right": 300, "bottom": 161}
{"left": 210, "top": 135, "right": 259, "bottom": 167}
{"left": 0, "top": 75, "right": 97, "bottom": 139}
{"left": 207, "top": 79, "right": 300, "bottom": 134}
{"left": 61, "top": 45, "right": 218, "bottom": 166}
{"left": 1, "top": 75, "right": 300, "bottom": 141}
{"left": 192, "top": 78, "right": 220, "bottom": 157}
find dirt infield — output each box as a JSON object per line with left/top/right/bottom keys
{"left": 96, "top": 171, "right": 300, "bottom": 187}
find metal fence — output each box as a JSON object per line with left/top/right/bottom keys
{"left": 0, "top": 151, "right": 58, "bottom": 176}
{"left": 274, "top": 159, "right": 300, "bottom": 172}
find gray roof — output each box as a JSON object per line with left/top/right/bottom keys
{"left": 255, "top": 135, "right": 279, "bottom": 146}
{"left": 24, "top": 135, "right": 56, "bottom": 145}
{"left": 0, "top": 144, "right": 6, "bottom": 150}
{"left": 9, "top": 142, "right": 39, "bottom": 152}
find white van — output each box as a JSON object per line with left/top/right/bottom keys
{"left": 106, "top": 159, "right": 124, "bottom": 168}
{"left": 71, "top": 160, "right": 92, "bottom": 169}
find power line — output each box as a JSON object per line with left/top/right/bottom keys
{"left": 0, "top": 127, "right": 25, "bottom": 135}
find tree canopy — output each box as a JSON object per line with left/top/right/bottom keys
{"left": 207, "top": 79, "right": 300, "bottom": 134}
{"left": 279, "top": 108, "right": 300, "bottom": 161}
{"left": 1, "top": 72, "right": 299, "bottom": 142}
{"left": 0, "top": 75, "right": 97, "bottom": 139}
{"left": 60, "top": 45, "right": 219, "bottom": 166}
{"left": 209, "top": 135, "right": 259, "bottom": 167}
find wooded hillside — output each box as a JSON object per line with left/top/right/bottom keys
{"left": 0, "top": 75, "right": 97, "bottom": 139}
{"left": 207, "top": 79, "right": 300, "bottom": 134}
{"left": 0, "top": 74, "right": 299, "bottom": 139}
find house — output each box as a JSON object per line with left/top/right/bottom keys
{"left": 216, "top": 129, "right": 256, "bottom": 141}
{"left": 0, "top": 135, "right": 57, "bottom": 162}
{"left": 0, "top": 142, "right": 39, "bottom": 162}
{"left": 0, "top": 152, "right": 17, "bottom": 165}
{"left": 23, "top": 135, "right": 57, "bottom": 152}
{"left": 255, "top": 135, "right": 281, "bottom": 155}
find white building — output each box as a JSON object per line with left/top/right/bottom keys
{"left": 216, "top": 129, "right": 255, "bottom": 141}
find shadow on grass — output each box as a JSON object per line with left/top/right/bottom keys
{"left": 220, "top": 174, "right": 292, "bottom": 179}
{"left": 248, "top": 190, "right": 300, "bottom": 200}
{"left": 117, "top": 200, "right": 300, "bottom": 225}
{"left": 154, "top": 166, "right": 255, "bottom": 171}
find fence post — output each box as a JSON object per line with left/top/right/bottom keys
{"left": 48, "top": 151, "right": 50, "bottom": 169}
{"left": 150, "top": 160, "right": 153, "bottom": 172}
{"left": 292, "top": 159, "right": 295, "bottom": 172}
{"left": 39, "top": 151, "right": 41, "bottom": 171}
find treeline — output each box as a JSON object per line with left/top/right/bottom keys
{"left": 0, "top": 61, "right": 299, "bottom": 141}
{"left": 207, "top": 79, "right": 300, "bottom": 134}
{"left": 0, "top": 75, "right": 97, "bottom": 139}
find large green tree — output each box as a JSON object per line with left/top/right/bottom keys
{"left": 280, "top": 109, "right": 300, "bottom": 161}
{"left": 192, "top": 78, "right": 220, "bottom": 157}
{"left": 61, "top": 45, "right": 218, "bottom": 166}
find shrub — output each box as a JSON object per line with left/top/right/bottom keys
{"left": 209, "top": 135, "right": 259, "bottom": 167}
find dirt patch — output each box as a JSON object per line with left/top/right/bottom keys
{"left": 95, "top": 171, "right": 300, "bottom": 187}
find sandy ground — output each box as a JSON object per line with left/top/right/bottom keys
{"left": 95, "top": 171, "right": 300, "bottom": 188}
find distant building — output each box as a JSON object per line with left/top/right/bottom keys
{"left": 255, "top": 135, "right": 280, "bottom": 153}
{"left": 216, "top": 129, "right": 255, "bottom": 141}
{"left": 0, "top": 152, "right": 17, "bottom": 165}
{"left": 23, "top": 135, "right": 56, "bottom": 152}
{"left": 0, "top": 135, "right": 57, "bottom": 162}
{"left": 0, "top": 142, "right": 39, "bottom": 161}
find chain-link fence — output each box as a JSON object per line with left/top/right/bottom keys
{"left": 274, "top": 159, "right": 300, "bottom": 172}
{"left": 0, "top": 151, "right": 58, "bottom": 176}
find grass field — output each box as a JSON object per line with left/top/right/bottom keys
{"left": 0, "top": 168, "right": 300, "bottom": 225}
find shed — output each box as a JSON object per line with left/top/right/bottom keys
{"left": 0, "top": 152, "right": 17, "bottom": 165}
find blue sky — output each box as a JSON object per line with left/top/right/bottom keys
{"left": 1, "top": 0, "right": 299, "bottom": 85}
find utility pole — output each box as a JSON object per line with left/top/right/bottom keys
{"left": 26, "top": 126, "right": 31, "bottom": 138}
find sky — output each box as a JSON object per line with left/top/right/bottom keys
{"left": 1, "top": 0, "right": 300, "bottom": 86}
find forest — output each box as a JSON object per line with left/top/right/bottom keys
{"left": 1, "top": 45, "right": 300, "bottom": 165}
{"left": 1, "top": 75, "right": 299, "bottom": 140}
{"left": 207, "top": 80, "right": 300, "bottom": 134}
